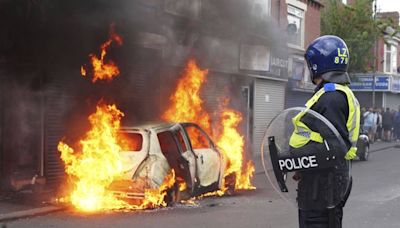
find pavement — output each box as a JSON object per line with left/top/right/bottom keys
{"left": 0, "top": 190, "right": 66, "bottom": 222}
{"left": 0, "top": 141, "right": 398, "bottom": 223}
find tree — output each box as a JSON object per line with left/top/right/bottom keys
{"left": 321, "top": 0, "right": 379, "bottom": 73}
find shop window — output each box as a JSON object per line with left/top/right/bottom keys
{"left": 287, "top": 5, "right": 304, "bottom": 48}
{"left": 292, "top": 60, "right": 305, "bottom": 81}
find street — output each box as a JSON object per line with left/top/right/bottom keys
{"left": 3, "top": 144, "right": 400, "bottom": 228}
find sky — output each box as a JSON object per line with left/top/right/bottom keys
{"left": 376, "top": 0, "right": 400, "bottom": 13}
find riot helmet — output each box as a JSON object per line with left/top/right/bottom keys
{"left": 305, "top": 35, "right": 351, "bottom": 84}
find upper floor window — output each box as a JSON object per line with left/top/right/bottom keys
{"left": 384, "top": 43, "right": 397, "bottom": 74}
{"left": 287, "top": 5, "right": 304, "bottom": 47}
{"left": 164, "top": 0, "right": 202, "bottom": 19}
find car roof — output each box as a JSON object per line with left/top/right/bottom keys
{"left": 121, "top": 122, "right": 177, "bottom": 132}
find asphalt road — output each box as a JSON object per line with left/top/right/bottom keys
{"left": 4, "top": 145, "right": 400, "bottom": 228}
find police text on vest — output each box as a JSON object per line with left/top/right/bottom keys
{"left": 278, "top": 155, "right": 318, "bottom": 171}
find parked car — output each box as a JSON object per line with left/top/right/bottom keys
{"left": 356, "top": 129, "right": 370, "bottom": 161}
{"left": 109, "top": 122, "right": 227, "bottom": 204}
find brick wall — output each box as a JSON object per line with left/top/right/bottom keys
{"left": 272, "top": 0, "right": 323, "bottom": 48}
{"left": 304, "top": 1, "right": 323, "bottom": 47}
{"left": 271, "top": 0, "right": 289, "bottom": 28}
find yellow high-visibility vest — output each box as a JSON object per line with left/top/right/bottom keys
{"left": 289, "top": 83, "right": 360, "bottom": 160}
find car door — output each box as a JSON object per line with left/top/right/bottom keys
{"left": 170, "top": 126, "right": 197, "bottom": 192}
{"left": 182, "top": 123, "right": 222, "bottom": 188}
{"left": 157, "top": 130, "right": 192, "bottom": 191}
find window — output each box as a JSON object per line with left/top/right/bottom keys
{"left": 157, "top": 131, "right": 181, "bottom": 156}
{"left": 292, "top": 60, "right": 305, "bottom": 80}
{"left": 384, "top": 44, "right": 398, "bottom": 74}
{"left": 287, "top": 5, "right": 304, "bottom": 47}
{"left": 118, "top": 132, "right": 143, "bottom": 151}
{"left": 164, "top": 0, "right": 201, "bottom": 19}
{"left": 184, "top": 126, "right": 211, "bottom": 149}
{"left": 176, "top": 131, "right": 188, "bottom": 152}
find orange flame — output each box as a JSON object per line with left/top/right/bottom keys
{"left": 81, "top": 24, "right": 123, "bottom": 83}
{"left": 162, "top": 59, "right": 255, "bottom": 193}
{"left": 162, "top": 59, "right": 211, "bottom": 134}
{"left": 58, "top": 103, "right": 127, "bottom": 211}
{"left": 216, "top": 109, "right": 255, "bottom": 190}
{"left": 58, "top": 103, "right": 177, "bottom": 212}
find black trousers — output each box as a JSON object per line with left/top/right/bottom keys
{"left": 299, "top": 207, "right": 343, "bottom": 228}
{"left": 298, "top": 177, "right": 352, "bottom": 228}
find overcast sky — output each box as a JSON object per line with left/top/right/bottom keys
{"left": 376, "top": 0, "right": 400, "bottom": 13}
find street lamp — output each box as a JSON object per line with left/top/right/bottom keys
{"left": 372, "top": 0, "right": 378, "bottom": 108}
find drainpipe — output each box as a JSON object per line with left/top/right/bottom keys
{"left": 277, "top": 0, "right": 281, "bottom": 24}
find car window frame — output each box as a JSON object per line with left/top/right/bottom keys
{"left": 180, "top": 123, "right": 216, "bottom": 151}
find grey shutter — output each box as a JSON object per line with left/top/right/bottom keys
{"left": 253, "top": 79, "right": 285, "bottom": 156}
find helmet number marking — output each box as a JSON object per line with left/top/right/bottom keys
{"left": 335, "top": 48, "right": 349, "bottom": 65}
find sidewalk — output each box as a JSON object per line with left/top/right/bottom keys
{"left": 0, "top": 190, "right": 65, "bottom": 222}
{"left": 369, "top": 140, "right": 400, "bottom": 152}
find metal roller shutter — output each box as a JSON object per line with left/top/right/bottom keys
{"left": 385, "top": 93, "right": 400, "bottom": 110}
{"left": 44, "top": 79, "right": 72, "bottom": 188}
{"left": 354, "top": 92, "right": 383, "bottom": 109}
{"left": 253, "top": 78, "right": 285, "bottom": 155}
{"left": 285, "top": 90, "right": 311, "bottom": 108}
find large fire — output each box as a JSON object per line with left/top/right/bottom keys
{"left": 58, "top": 104, "right": 127, "bottom": 211}
{"left": 161, "top": 59, "right": 211, "bottom": 135}
{"left": 58, "top": 103, "right": 177, "bottom": 212}
{"left": 162, "top": 59, "right": 255, "bottom": 192}
{"left": 81, "top": 24, "right": 123, "bottom": 83}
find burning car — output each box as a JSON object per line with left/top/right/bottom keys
{"left": 109, "top": 122, "right": 227, "bottom": 204}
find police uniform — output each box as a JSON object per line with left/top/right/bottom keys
{"left": 289, "top": 36, "right": 360, "bottom": 228}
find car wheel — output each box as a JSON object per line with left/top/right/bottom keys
{"left": 359, "top": 143, "right": 369, "bottom": 161}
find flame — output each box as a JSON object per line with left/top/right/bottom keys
{"left": 141, "top": 170, "right": 176, "bottom": 208}
{"left": 58, "top": 103, "right": 127, "bottom": 212}
{"left": 216, "top": 109, "right": 256, "bottom": 190}
{"left": 162, "top": 59, "right": 255, "bottom": 193}
{"left": 81, "top": 24, "right": 123, "bottom": 83}
{"left": 162, "top": 59, "right": 211, "bottom": 134}
{"left": 81, "top": 66, "right": 87, "bottom": 76}
{"left": 58, "top": 103, "right": 177, "bottom": 212}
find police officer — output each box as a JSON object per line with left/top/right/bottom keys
{"left": 291, "top": 35, "right": 360, "bottom": 228}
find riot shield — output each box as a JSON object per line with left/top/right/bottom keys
{"left": 261, "top": 107, "right": 351, "bottom": 210}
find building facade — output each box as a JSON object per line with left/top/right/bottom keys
{"left": 350, "top": 11, "right": 400, "bottom": 110}
{"left": 279, "top": 0, "right": 324, "bottom": 108}
{"left": 0, "top": 0, "right": 291, "bottom": 190}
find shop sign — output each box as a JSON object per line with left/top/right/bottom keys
{"left": 350, "top": 75, "right": 390, "bottom": 91}
{"left": 391, "top": 76, "right": 400, "bottom": 93}
{"left": 240, "top": 44, "right": 270, "bottom": 72}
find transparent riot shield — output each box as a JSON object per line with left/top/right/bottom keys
{"left": 261, "top": 107, "right": 351, "bottom": 210}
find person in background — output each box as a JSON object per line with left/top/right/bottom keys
{"left": 394, "top": 107, "right": 400, "bottom": 142}
{"left": 376, "top": 108, "right": 383, "bottom": 141}
{"left": 360, "top": 107, "right": 366, "bottom": 131}
{"left": 382, "top": 107, "right": 393, "bottom": 142}
{"left": 363, "top": 107, "right": 377, "bottom": 143}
